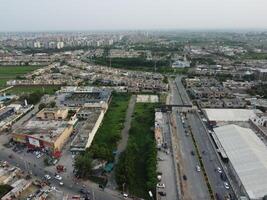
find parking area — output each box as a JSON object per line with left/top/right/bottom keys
{"left": 156, "top": 112, "right": 178, "bottom": 200}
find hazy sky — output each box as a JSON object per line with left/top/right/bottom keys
{"left": 1, "top": 0, "right": 267, "bottom": 31}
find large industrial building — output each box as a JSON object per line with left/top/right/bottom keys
{"left": 214, "top": 124, "right": 267, "bottom": 200}
{"left": 12, "top": 108, "right": 73, "bottom": 156}
{"left": 70, "top": 107, "right": 104, "bottom": 153}
{"left": 203, "top": 108, "right": 261, "bottom": 126}
{"left": 57, "top": 86, "right": 111, "bottom": 108}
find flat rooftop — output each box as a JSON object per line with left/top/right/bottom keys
{"left": 71, "top": 107, "right": 102, "bottom": 150}
{"left": 214, "top": 124, "right": 267, "bottom": 199}
{"left": 13, "top": 120, "right": 70, "bottom": 143}
{"left": 203, "top": 108, "right": 261, "bottom": 122}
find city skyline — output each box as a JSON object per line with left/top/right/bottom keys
{"left": 1, "top": 0, "right": 267, "bottom": 32}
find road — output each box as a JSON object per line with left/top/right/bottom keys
{"left": 169, "top": 78, "right": 210, "bottom": 200}
{"left": 172, "top": 75, "right": 236, "bottom": 200}
{"left": 107, "top": 95, "right": 136, "bottom": 190}
{"left": 0, "top": 138, "right": 121, "bottom": 200}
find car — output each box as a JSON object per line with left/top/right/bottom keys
{"left": 123, "top": 193, "right": 128, "bottom": 199}
{"left": 196, "top": 165, "right": 201, "bottom": 172}
{"left": 220, "top": 173, "right": 227, "bottom": 181}
{"left": 157, "top": 157, "right": 164, "bottom": 161}
{"left": 36, "top": 154, "right": 42, "bottom": 159}
{"left": 217, "top": 167, "right": 222, "bottom": 173}
{"left": 157, "top": 175, "right": 162, "bottom": 181}
{"left": 55, "top": 175, "right": 62, "bottom": 180}
{"left": 156, "top": 183, "right": 165, "bottom": 188}
{"left": 183, "top": 175, "right": 187, "bottom": 180}
{"left": 158, "top": 191, "right": 166, "bottom": 196}
{"left": 59, "top": 182, "right": 64, "bottom": 186}
{"left": 224, "top": 182, "right": 230, "bottom": 189}
{"left": 44, "top": 174, "right": 51, "bottom": 180}
{"left": 190, "top": 151, "right": 195, "bottom": 156}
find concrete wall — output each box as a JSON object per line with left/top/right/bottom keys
{"left": 85, "top": 110, "right": 105, "bottom": 149}
{"left": 54, "top": 125, "right": 73, "bottom": 151}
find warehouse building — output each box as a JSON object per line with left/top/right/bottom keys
{"left": 71, "top": 107, "right": 105, "bottom": 153}
{"left": 214, "top": 124, "right": 267, "bottom": 200}
{"left": 12, "top": 108, "right": 73, "bottom": 156}
{"left": 203, "top": 108, "right": 261, "bottom": 126}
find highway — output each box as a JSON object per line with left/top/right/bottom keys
{"left": 169, "top": 78, "right": 210, "bottom": 200}
{"left": 170, "top": 75, "right": 236, "bottom": 200}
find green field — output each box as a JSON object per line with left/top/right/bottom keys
{"left": 89, "top": 93, "right": 131, "bottom": 161}
{"left": 0, "top": 66, "right": 40, "bottom": 87}
{"left": 115, "top": 103, "right": 158, "bottom": 198}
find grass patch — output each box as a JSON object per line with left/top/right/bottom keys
{"left": 0, "top": 66, "right": 40, "bottom": 87}
{"left": 116, "top": 103, "right": 158, "bottom": 198}
{"left": 89, "top": 93, "right": 131, "bottom": 161}
{"left": 6, "top": 85, "right": 60, "bottom": 95}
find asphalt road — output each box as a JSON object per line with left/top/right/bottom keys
{"left": 173, "top": 75, "right": 237, "bottom": 200}
{"left": 187, "top": 113, "right": 235, "bottom": 199}
{"left": 173, "top": 108, "right": 210, "bottom": 200}
{"left": 169, "top": 78, "right": 210, "bottom": 200}
{"left": 0, "top": 143, "right": 122, "bottom": 200}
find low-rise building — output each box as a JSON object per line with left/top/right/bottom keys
{"left": 36, "top": 108, "right": 69, "bottom": 120}
{"left": 12, "top": 117, "right": 73, "bottom": 156}
{"left": 1, "top": 179, "right": 32, "bottom": 200}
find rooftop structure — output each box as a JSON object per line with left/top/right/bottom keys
{"left": 214, "top": 124, "right": 267, "bottom": 199}
{"left": 12, "top": 118, "right": 73, "bottom": 154}
{"left": 71, "top": 107, "right": 104, "bottom": 152}
{"left": 203, "top": 109, "right": 260, "bottom": 122}
{"left": 58, "top": 86, "right": 111, "bottom": 107}
{"left": 36, "top": 107, "right": 69, "bottom": 120}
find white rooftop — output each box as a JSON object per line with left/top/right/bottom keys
{"left": 214, "top": 124, "right": 267, "bottom": 199}
{"left": 204, "top": 108, "right": 260, "bottom": 122}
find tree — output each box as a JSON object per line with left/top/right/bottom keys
{"left": 74, "top": 153, "right": 93, "bottom": 178}
{"left": 38, "top": 103, "right": 46, "bottom": 110}
{"left": 0, "top": 185, "right": 12, "bottom": 198}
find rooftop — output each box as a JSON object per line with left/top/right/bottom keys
{"left": 214, "top": 124, "right": 267, "bottom": 199}
{"left": 203, "top": 108, "right": 261, "bottom": 122}
{"left": 13, "top": 119, "right": 70, "bottom": 143}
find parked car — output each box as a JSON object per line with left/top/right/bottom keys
{"left": 196, "top": 165, "right": 201, "bottom": 172}
{"left": 156, "top": 183, "right": 165, "bottom": 188}
{"left": 44, "top": 174, "right": 51, "bottom": 180}
{"left": 55, "top": 175, "right": 62, "bottom": 180}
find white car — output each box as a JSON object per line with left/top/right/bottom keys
{"left": 224, "top": 182, "right": 230, "bottom": 189}
{"left": 156, "top": 183, "right": 165, "bottom": 188}
{"left": 196, "top": 165, "right": 201, "bottom": 172}
{"left": 123, "top": 193, "right": 128, "bottom": 199}
{"left": 217, "top": 167, "right": 222, "bottom": 174}
{"left": 55, "top": 175, "right": 62, "bottom": 180}
{"left": 59, "top": 182, "right": 64, "bottom": 186}
{"left": 44, "top": 174, "right": 51, "bottom": 180}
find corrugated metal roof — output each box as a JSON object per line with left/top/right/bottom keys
{"left": 214, "top": 124, "right": 267, "bottom": 199}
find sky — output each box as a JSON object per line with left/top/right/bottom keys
{"left": 1, "top": 0, "right": 267, "bottom": 31}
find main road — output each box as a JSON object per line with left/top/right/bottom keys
{"left": 171, "top": 75, "right": 236, "bottom": 200}
{"left": 169, "top": 78, "right": 210, "bottom": 200}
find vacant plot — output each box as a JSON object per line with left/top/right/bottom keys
{"left": 0, "top": 66, "right": 40, "bottom": 87}
{"left": 89, "top": 93, "right": 131, "bottom": 161}
{"left": 116, "top": 103, "right": 158, "bottom": 198}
